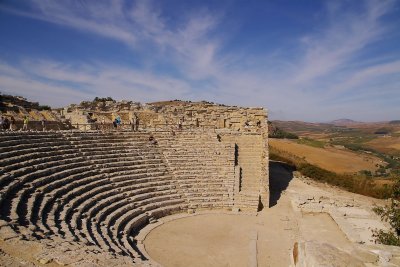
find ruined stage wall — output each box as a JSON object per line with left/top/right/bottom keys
{"left": 63, "top": 101, "right": 267, "bottom": 132}
{"left": 220, "top": 132, "right": 269, "bottom": 210}
{"left": 63, "top": 100, "right": 270, "bottom": 211}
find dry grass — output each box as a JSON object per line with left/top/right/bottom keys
{"left": 366, "top": 136, "right": 400, "bottom": 154}
{"left": 270, "top": 139, "right": 382, "bottom": 173}
{"left": 374, "top": 179, "right": 395, "bottom": 186}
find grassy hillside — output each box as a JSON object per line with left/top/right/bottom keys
{"left": 270, "top": 139, "right": 382, "bottom": 174}
{"left": 269, "top": 145, "right": 392, "bottom": 199}
{"left": 269, "top": 120, "right": 400, "bottom": 199}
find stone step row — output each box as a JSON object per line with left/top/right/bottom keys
{"left": 0, "top": 130, "right": 247, "bottom": 262}
{"left": 0, "top": 144, "right": 78, "bottom": 161}
{"left": 0, "top": 148, "right": 83, "bottom": 167}
{"left": 154, "top": 131, "right": 235, "bottom": 209}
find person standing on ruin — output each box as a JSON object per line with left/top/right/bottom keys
{"left": 22, "top": 116, "right": 29, "bottom": 131}
{"left": 0, "top": 116, "right": 4, "bottom": 132}
{"left": 116, "top": 115, "right": 122, "bottom": 129}
{"left": 132, "top": 113, "right": 137, "bottom": 132}
{"left": 41, "top": 119, "right": 46, "bottom": 131}
{"left": 135, "top": 114, "right": 140, "bottom": 132}
{"left": 3, "top": 117, "right": 10, "bottom": 131}
{"left": 101, "top": 118, "right": 105, "bottom": 131}
{"left": 244, "top": 121, "right": 250, "bottom": 132}
{"left": 10, "top": 116, "right": 15, "bottom": 131}
{"left": 178, "top": 117, "right": 183, "bottom": 130}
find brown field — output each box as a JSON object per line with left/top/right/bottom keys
{"left": 374, "top": 179, "right": 394, "bottom": 187}
{"left": 365, "top": 136, "right": 400, "bottom": 154}
{"left": 299, "top": 133, "right": 331, "bottom": 140}
{"left": 269, "top": 139, "right": 383, "bottom": 173}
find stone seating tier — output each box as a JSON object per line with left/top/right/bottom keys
{"left": 0, "top": 130, "right": 243, "bottom": 265}
{"left": 154, "top": 131, "right": 236, "bottom": 210}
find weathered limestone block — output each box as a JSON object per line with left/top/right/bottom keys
{"left": 293, "top": 241, "right": 365, "bottom": 267}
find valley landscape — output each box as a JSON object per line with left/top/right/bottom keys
{"left": 269, "top": 120, "right": 400, "bottom": 199}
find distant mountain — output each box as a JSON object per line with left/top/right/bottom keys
{"left": 329, "top": 119, "right": 361, "bottom": 126}
{"left": 272, "top": 119, "right": 400, "bottom": 137}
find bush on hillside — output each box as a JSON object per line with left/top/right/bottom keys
{"left": 37, "top": 105, "right": 51, "bottom": 111}
{"left": 373, "top": 177, "right": 400, "bottom": 246}
{"left": 94, "top": 97, "right": 115, "bottom": 102}
{"left": 269, "top": 128, "right": 299, "bottom": 139}
{"left": 359, "top": 170, "right": 373, "bottom": 178}
{"left": 296, "top": 137, "right": 325, "bottom": 148}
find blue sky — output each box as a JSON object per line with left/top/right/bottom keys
{"left": 0, "top": 0, "right": 399, "bottom": 122}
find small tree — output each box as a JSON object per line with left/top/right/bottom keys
{"left": 359, "top": 170, "right": 372, "bottom": 178}
{"left": 373, "top": 177, "right": 400, "bottom": 246}
{"left": 93, "top": 96, "right": 114, "bottom": 102}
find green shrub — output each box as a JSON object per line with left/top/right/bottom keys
{"left": 269, "top": 151, "right": 296, "bottom": 167}
{"left": 269, "top": 127, "right": 299, "bottom": 139}
{"left": 372, "top": 230, "right": 400, "bottom": 246}
{"left": 373, "top": 180, "right": 400, "bottom": 246}
{"left": 296, "top": 138, "right": 325, "bottom": 148}
{"left": 359, "top": 170, "right": 373, "bottom": 178}
{"left": 94, "top": 97, "right": 115, "bottom": 102}
{"left": 38, "top": 105, "right": 51, "bottom": 110}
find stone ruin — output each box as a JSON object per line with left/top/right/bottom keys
{"left": 61, "top": 99, "right": 266, "bottom": 132}
{"left": 0, "top": 99, "right": 269, "bottom": 266}
{"left": 0, "top": 93, "right": 69, "bottom": 131}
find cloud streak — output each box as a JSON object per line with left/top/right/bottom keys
{"left": 0, "top": 0, "right": 399, "bottom": 121}
{"left": 6, "top": 0, "right": 223, "bottom": 80}
{"left": 292, "top": 0, "right": 394, "bottom": 85}
{"left": 0, "top": 59, "right": 194, "bottom": 107}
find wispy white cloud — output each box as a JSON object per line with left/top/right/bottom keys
{"left": 0, "top": 0, "right": 399, "bottom": 121}
{"left": 2, "top": 0, "right": 222, "bottom": 80}
{"left": 0, "top": 59, "right": 193, "bottom": 107}
{"left": 327, "top": 60, "right": 400, "bottom": 96}
{"left": 291, "top": 0, "right": 394, "bottom": 85}
{"left": 0, "top": 61, "right": 92, "bottom": 105}
{"left": 1, "top": 1, "right": 137, "bottom": 45}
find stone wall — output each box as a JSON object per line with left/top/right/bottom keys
{"left": 62, "top": 100, "right": 267, "bottom": 133}
{"left": 154, "top": 131, "right": 236, "bottom": 211}
{"left": 61, "top": 100, "right": 269, "bottom": 211}
{"left": 219, "top": 132, "right": 269, "bottom": 210}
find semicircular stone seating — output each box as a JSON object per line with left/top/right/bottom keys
{"left": 154, "top": 131, "right": 236, "bottom": 210}
{"left": 0, "top": 130, "right": 237, "bottom": 266}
